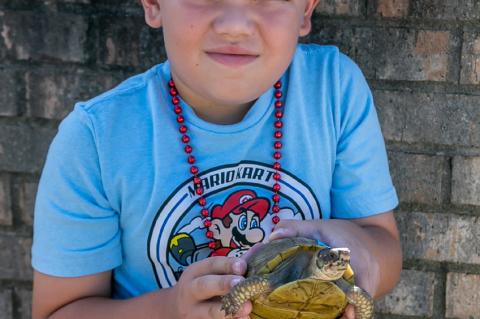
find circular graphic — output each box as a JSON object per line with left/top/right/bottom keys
{"left": 147, "top": 161, "right": 321, "bottom": 288}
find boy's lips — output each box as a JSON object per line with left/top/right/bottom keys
{"left": 206, "top": 52, "right": 258, "bottom": 67}
{"left": 205, "top": 46, "right": 259, "bottom": 67}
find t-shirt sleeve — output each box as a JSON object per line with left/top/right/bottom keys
{"left": 31, "top": 104, "right": 122, "bottom": 277}
{"left": 330, "top": 54, "right": 398, "bottom": 218}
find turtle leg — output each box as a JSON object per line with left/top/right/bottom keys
{"left": 221, "top": 276, "right": 270, "bottom": 316}
{"left": 345, "top": 285, "right": 374, "bottom": 319}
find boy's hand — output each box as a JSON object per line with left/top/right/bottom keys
{"left": 170, "top": 256, "right": 252, "bottom": 319}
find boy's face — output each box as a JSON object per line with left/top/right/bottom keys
{"left": 142, "top": 0, "right": 319, "bottom": 115}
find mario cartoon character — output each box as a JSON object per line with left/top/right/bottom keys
{"left": 208, "top": 189, "right": 270, "bottom": 257}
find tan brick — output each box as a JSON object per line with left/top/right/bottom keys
{"left": 0, "top": 234, "right": 32, "bottom": 280}
{"left": 377, "top": 0, "right": 410, "bottom": 18}
{"left": 461, "top": 32, "right": 480, "bottom": 85}
{"left": 0, "top": 124, "right": 56, "bottom": 174}
{"left": 15, "top": 288, "right": 32, "bottom": 319}
{"left": 373, "top": 90, "right": 480, "bottom": 147}
{"left": 452, "top": 156, "right": 480, "bottom": 206}
{"left": 25, "top": 69, "right": 121, "bottom": 120}
{"left": 389, "top": 152, "right": 448, "bottom": 205}
{"left": 446, "top": 273, "right": 480, "bottom": 319}
{"left": 376, "top": 270, "right": 436, "bottom": 316}
{"left": 0, "top": 174, "right": 12, "bottom": 226}
{"left": 396, "top": 212, "right": 480, "bottom": 264}
{"left": 316, "top": 0, "right": 362, "bottom": 16}
{"left": 15, "top": 180, "right": 38, "bottom": 227}
{"left": 1, "top": 11, "right": 88, "bottom": 62}
{"left": 0, "top": 289, "right": 12, "bottom": 319}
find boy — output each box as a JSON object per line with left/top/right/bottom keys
{"left": 32, "top": 1, "right": 402, "bottom": 318}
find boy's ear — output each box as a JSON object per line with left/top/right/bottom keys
{"left": 299, "top": 0, "right": 320, "bottom": 37}
{"left": 141, "top": 0, "right": 162, "bottom": 28}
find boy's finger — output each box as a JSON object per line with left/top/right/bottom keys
{"left": 190, "top": 256, "right": 247, "bottom": 278}
{"left": 234, "top": 300, "right": 252, "bottom": 317}
{"left": 191, "top": 274, "right": 244, "bottom": 300}
{"left": 342, "top": 305, "right": 356, "bottom": 319}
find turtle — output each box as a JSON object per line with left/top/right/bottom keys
{"left": 221, "top": 237, "right": 374, "bottom": 319}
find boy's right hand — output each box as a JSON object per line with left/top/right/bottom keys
{"left": 170, "top": 256, "right": 252, "bottom": 319}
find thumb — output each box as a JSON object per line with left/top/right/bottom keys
{"left": 269, "top": 220, "right": 300, "bottom": 241}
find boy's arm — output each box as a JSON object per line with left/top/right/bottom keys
{"left": 32, "top": 270, "right": 175, "bottom": 319}
{"left": 269, "top": 211, "right": 402, "bottom": 299}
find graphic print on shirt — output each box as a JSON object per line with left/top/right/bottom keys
{"left": 147, "top": 161, "right": 321, "bottom": 288}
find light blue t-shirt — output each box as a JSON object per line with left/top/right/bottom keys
{"left": 32, "top": 44, "right": 398, "bottom": 298}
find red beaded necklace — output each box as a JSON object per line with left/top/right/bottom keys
{"left": 168, "top": 78, "right": 285, "bottom": 252}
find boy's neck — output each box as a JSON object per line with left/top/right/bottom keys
{"left": 170, "top": 75, "right": 256, "bottom": 125}
{"left": 189, "top": 101, "right": 255, "bottom": 125}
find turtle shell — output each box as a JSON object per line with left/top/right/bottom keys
{"left": 247, "top": 237, "right": 354, "bottom": 319}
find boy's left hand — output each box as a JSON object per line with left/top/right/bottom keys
{"left": 268, "top": 213, "right": 402, "bottom": 319}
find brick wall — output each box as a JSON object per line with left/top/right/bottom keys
{"left": 0, "top": 1, "right": 478, "bottom": 318}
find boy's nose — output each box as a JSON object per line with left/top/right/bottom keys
{"left": 212, "top": 6, "right": 255, "bottom": 39}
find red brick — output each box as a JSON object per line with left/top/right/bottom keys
{"left": 376, "top": 0, "right": 410, "bottom": 17}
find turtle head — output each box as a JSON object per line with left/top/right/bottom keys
{"left": 312, "top": 248, "right": 350, "bottom": 281}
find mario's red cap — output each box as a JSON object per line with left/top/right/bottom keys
{"left": 211, "top": 190, "right": 270, "bottom": 221}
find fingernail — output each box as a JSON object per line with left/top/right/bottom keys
{"left": 233, "top": 261, "right": 243, "bottom": 274}
{"left": 230, "top": 277, "right": 243, "bottom": 287}
{"left": 269, "top": 228, "right": 285, "bottom": 240}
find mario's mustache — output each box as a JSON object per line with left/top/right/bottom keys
{"left": 232, "top": 227, "right": 253, "bottom": 246}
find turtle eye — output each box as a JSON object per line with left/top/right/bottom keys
{"left": 239, "top": 215, "right": 247, "bottom": 230}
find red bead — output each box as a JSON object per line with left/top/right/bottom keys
{"left": 185, "top": 145, "right": 192, "bottom": 153}
{"left": 177, "top": 115, "right": 185, "bottom": 123}
{"left": 208, "top": 241, "right": 217, "bottom": 249}
{"left": 273, "top": 183, "right": 281, "bottom": 192}
{"left": 275, "top": 90, "right": 282, "bottom": 99}
{"left": 275, "top": 101, "right": 283, "bottom": 108}
{"left": 201, "top": 208, "right": 209, "bottom": 217}
{"left": 274, "top": 141, "right": 282, "bottom": 149}
{"left": 273, "top": 172, "right": 281, "bottom": 180}
{"left": 274, "top": 131, "right": 282, "bottom": 139}
{"left": 196, "top": 187, "right": 204, "bottom": 195}
{"left": 170, "top": 88, "right": 177, "bottom": 96}
{"left": 182, "top": 135, "right": 190, "bottom": 143}
{"left": 179, "top": 125, "right": 187, "bottom": 134}
{"left": 204, "top": 219, "right": 212, "bottom": 227}
{"left": 272, "top": 205, "right": 280, "bottom": 213}
{"left": 172, "top": 97, "right": 180, "bottom": 105}
{"left": 206, "top": 231, "right": 214, "bottom": 238}
{"left": 274, "top": 152, "right": 282, "bottom": 160}
{"left": 168, "top": 79, "right": 175, "bottom": 87}
{"left": 190, "top": 166, "right": 199, "bottom": 175}
{"left": 273, "top": 162, "right": 281, "bottom": 170}
{"left": 188, "top": 155, "right": 195, "bottom": 164}
{"left": 272, "top": 216, "right": 280, "bottom": 224}
{"left": 274, "top": 81, "right": 282, "bottom": 89}
{"left": 272, "top": 194, "right": 280, "bottom": 203}
{"left": 198, "top": 198, "right": 206, "bottom": 206}
{"left": 275, "top": 111, "right": 283, "bottom": 118}
{"left": 174, "top": 106, "right": 182, "bottom": 114}
{"left": 193, "top": 176, "right": 202, "bottom": 184}
{"left": 275, "top": 120, "right": 283, "bottom": 129}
